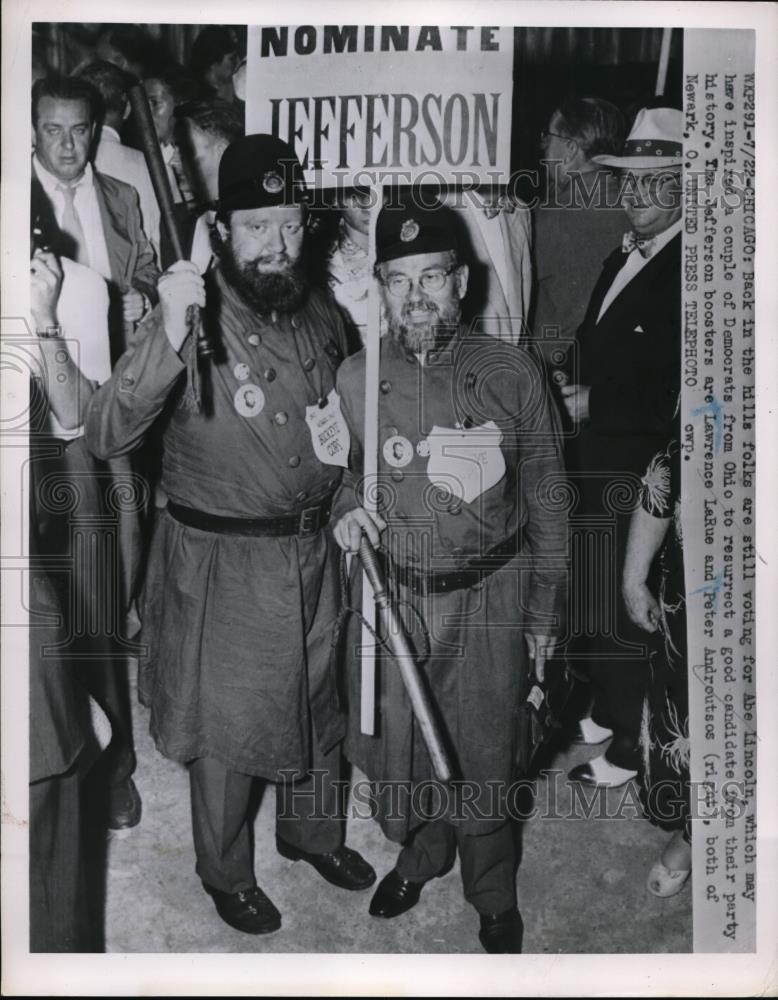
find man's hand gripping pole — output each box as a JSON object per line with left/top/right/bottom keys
{"left": 357, "top": 535, "right": 454, "bottom": 785}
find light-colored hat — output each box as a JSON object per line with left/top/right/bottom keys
{"left": 593, "top": 107, "right": 683, "bottom": 168}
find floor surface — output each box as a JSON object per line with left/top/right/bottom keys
{"left": 101, "top": 677, "right": 692, "bottom": 955}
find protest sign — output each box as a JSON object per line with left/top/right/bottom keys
{"left": 246, "top": 24, "right": 514, "bottom": 186}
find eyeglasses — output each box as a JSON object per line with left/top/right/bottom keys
{"left": 540, "top": 129, "right": 574, "bottom": 143}
{"left": 380, "top": 266, "right": 458, "bottom": 298}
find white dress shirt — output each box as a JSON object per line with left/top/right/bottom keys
{"left": 597, "top": 218, "right": 682, "bottom": 323}
{"left": 190, "top": 210, "right": 215, "bottom": 274}
{"left": 33, "top": 156, "right": 112, "bottom": 283}
{"left": 161, "top": 142, "right": 184, "bottom": 204}
{"left": 95, "top": 125, "right": 161, "bottom": 263}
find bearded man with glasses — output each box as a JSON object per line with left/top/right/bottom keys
{"left": 331, "top": 197, "right": 567, "bottom": 953}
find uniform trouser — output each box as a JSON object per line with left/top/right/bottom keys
{"left": 396, "top": 818, "right": 516, "bottom": 915}
{"left": 190, "top": 739, "right": 345, "bottom": 894}
{"left": 29, "top": 758, "right": 92, "bottom": 952}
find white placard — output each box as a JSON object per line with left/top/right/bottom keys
{"left": 246, "top": 24, "right": 513, "bottom": 186}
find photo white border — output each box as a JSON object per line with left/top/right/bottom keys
{"left": 2, "top": 1, "right": 776, "bottom": 995}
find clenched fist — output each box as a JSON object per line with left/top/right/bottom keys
{"left": 30, "top": 250, "right": 63, "bottom": 332}
{"left": 158, "top": 261, "right": 206, "bottom": 353}
{"left": 122, "top": 288, "right": 147, "bottom": 324}
{"left": 560, "top": 383, "right": 591, "bottom": 424}
{"left": 333, "top": 507, "right": 386, "bottom": 553}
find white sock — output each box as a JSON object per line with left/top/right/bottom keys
{"left": 578, "top": 717, "right": 614, "bottom": 743}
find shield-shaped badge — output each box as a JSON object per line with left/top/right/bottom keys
{"left": 425, "top": 420, "right": 506, "bottom": 504}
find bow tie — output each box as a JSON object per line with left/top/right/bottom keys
{"left": 622, "top": 231, "right": 658, "bottom": 258}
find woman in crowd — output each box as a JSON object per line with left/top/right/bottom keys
{"left": 622, "top": 439, "right": 691, "bottom": 897}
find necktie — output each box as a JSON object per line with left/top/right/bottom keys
{"left": 622, "top": 230, "right": 658, "bottom": 259}
{"left": 58, "top": 184, "right": 88, "bottom": 265}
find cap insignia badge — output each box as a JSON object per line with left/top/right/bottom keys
{"left": 400, "top": 219, "right": 420, "bottom": 242}
{"left": 262, "top": 171, "right": 284, "bottom": 194}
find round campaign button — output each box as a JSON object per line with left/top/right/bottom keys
{"left": 383, "top": 435, "right": 414, "bottom": 468}
{"left": 416, "top": 439, "right": 431, "bottom": 458}
{"left": 233, "top": 362, "right": 250, "bottom": 382}
{"left": 234, "top": 384, "right": 265, "bottom": 418}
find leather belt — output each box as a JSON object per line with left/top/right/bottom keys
{"left": 388, "top": 531, "right": 523, "bottom": 596}
{"left": 167, "top": 496, "right": 333, "bottom": 538}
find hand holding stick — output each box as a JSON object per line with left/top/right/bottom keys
{"left": 127, "top": 83, "right": 213, "bottom": 359}
{"left": 358, "top": 536, "right": 454, "bottom": 785}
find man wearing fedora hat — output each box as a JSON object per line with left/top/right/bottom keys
{"left": 331, "top": 195, "right": 567, "bottom": 953}
{"left": 85, "top": 134, "right": 375, "bottom": 935}
{"left": 558, "top": 106, "right": 683, "bottom": 788}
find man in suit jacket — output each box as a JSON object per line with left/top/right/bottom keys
{"left": 559, "top": 107, "right": 682, "bottom": 787}
{"left": 30, "top": 73, "right": 159, "bottom": 830}
{"left": 31, "top": 74, "right": 159, "bottom": 359}
{"left": 532, "top": 96, "right": 627, "bottom": 363}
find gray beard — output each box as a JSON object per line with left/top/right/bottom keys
{"left": 387, "top": 301, "right": 461, "bottom": 354}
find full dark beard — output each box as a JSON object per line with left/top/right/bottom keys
{"left": 220, "top": 243, "right": 308, "bottom": 315}
{"left": 387, "top": 300, "right": 462, "bottom": 354}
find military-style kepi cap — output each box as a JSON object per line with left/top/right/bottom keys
{"left": 376, "top": 198, "right": 459, "bottom": 264}
{"left": 218, "top": 134, "right": 308, "bottom": 212}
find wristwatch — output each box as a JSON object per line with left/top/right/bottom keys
{"left": 36, "top": 325, "right": 63, "bottom": 339}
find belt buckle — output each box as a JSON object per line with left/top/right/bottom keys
{"left": 299, "top": 504, "right": 321, "bottom": 537}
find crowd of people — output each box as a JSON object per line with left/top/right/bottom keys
{"left": 28, "top": 27, "right": 689, "bottom": 955}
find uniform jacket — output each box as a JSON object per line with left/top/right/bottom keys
{"left": 84, "top": 268, "right": 351, "bottom": 777}
{"left": 335, "top": 334, "right": 566, "bottom": 622}
{"left": 568, "top": 232, "right": 681, "bottom": 505}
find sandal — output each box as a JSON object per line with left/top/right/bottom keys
{"left": 646, "top": 859, "right": 690, "bottom": 898}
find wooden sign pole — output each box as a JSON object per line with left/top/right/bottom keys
{"left": 359, "top": 184, "right": 382, "bottom": 735}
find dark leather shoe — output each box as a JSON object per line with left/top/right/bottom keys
{"left": 567, "top": 759, "right": 637, "bottom": 788}
{"left": 567, "top": 762, "right": 599, "bottom": 786}
{"left": 369, "top": 868, "right": 426, "bottom": 918}
{"left": 478, "top": 908, "right": 524, "bottom": 954}
{"left": 203, "top": 883, "right": 282, "bottom": 935}
{"left": 276, "top": 838, "right": 376, "bottom": 891}
{"left": 107, "top": 776, "right": 142, "bottom": 830}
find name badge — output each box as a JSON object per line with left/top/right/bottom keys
{"left": 306, "top": 388, "right": 350, "bottom": 468}
{"left": 426, "top": 420, "right": 506, "bottom": 503}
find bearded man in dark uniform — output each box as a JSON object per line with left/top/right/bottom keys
{"left": 332, "top": 197, "right": 567, "bottom": 953}
{"left": 85, "top": 135, "right": 375, "bottom": 935}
